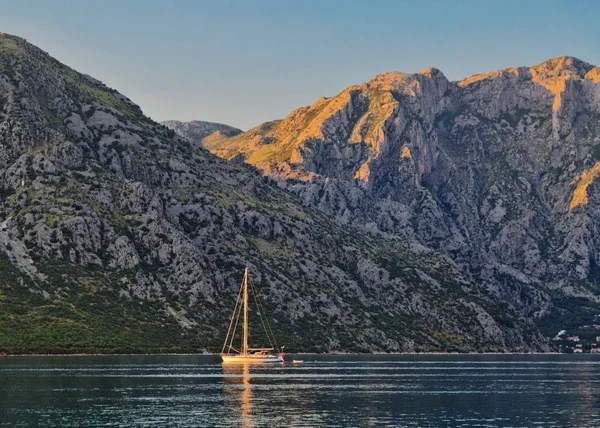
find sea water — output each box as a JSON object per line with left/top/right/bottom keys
{"left": 1, "top": 354, "right": 600, "bottom": 427}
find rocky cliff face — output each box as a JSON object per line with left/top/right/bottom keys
{"left": 0, "top": 33, "right": 544, "bottom": 354}
{"left": 206, "top": 56, "right": 600, "bottom": 336}
{"left": 161, "top": 120, "right": 242, "bottom": 147}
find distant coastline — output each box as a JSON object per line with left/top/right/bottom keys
{"left": 0, "top": 351, "right": 567, "bottom": 357}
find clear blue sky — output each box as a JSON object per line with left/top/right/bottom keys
{"left": 0, "top": 0, "right": 598, "bottom": 130}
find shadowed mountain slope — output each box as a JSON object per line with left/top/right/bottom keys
{"left": 0, "top": 33, "right": 546, "bottom": 354}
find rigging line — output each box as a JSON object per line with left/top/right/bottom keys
{"left": 249, "top": 276, "right": 279, "bottom": 352}
{"left": 227, "top": 274, "right": 246, "bottom": 354}
{"left": 224, "top": 277, "right": 244, "bottom": 352}
{"left": 248, "top": 276, "right": 272, "bottom": 347}
{"left": 224, "top": 290, "right": 243, "bottom": 354}
{"left": 228, "top": 289, "right": 244, "bottom": 353}
{"left": 258, "top": 288, "right": 280, "bottom": 352}
{"left": 221, "top": 278, "right": 244, "bottom": 354}
{"left": 261, "top": 300, "right": 279, "bottom": 353}
{"left": 249, "top": 275, "right": 275, "bottom": 349}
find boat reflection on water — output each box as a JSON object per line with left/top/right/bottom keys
{"left": 223, "top": 363, "right": 254, "bottom": 428}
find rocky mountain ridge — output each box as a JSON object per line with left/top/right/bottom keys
{"left": 194, "top": 56, "right": 600, "bottom": 338}
{"left": 160, "top": 120, "right": 242, "bottom": 147}
{"left": 0, "top": 33, "right": 544, "bottom": 354}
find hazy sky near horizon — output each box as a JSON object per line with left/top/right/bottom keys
{"left": 0, "top": 0, "right": 598, "bottom": 130}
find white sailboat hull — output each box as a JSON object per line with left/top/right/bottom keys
{"left": 221, "top": 354, "right": 284, "bottom": 364}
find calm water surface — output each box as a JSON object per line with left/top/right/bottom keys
{"left": 1, "top": 354, "right": 600, "bottom": 427}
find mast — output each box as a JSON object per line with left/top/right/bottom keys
{"left": 242, "top": 266, "right": 249, "bottom": 355}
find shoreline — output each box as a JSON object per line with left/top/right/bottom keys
{"left": 0, "top": 351, "right": 566, "bottom": 357}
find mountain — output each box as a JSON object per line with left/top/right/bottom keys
{"left": 161, "top": 120, "right": 242, "bottom": 147}
{"left": 0, "top": 33, "right": 544, "bottom": 354}
{"left": 204, "top": 56, "right": 600, "bottom": 339}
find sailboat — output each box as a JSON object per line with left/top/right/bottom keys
{"left": 220, "top": 267, "right": 285, "bottom": 364}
